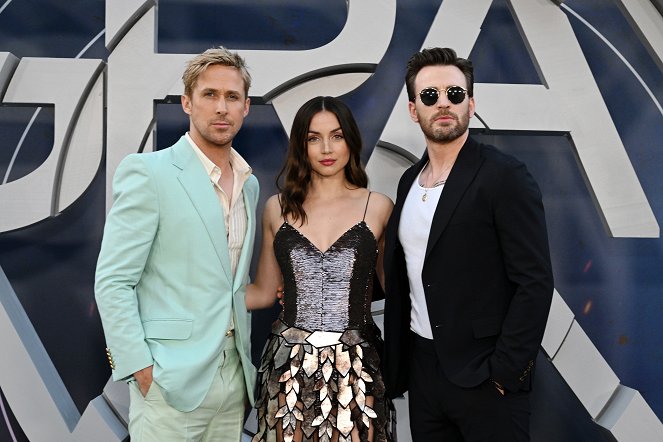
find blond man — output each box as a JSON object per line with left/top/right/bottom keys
{"left": 95, "top": 47, "right": 258, "bottom": 442}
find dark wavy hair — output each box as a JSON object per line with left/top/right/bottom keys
{"left": 405, "top": 47, "right": 474, "bottom": 102}
{"left": 277, "top": 96, "right": 368, "bottom": 225}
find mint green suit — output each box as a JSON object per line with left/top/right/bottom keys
{"left": 95, "top": 136, "right": 258, "bottom": 413}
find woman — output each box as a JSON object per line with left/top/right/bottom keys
{"left": 246, "top": 96, "right": 394, "bottom": 442}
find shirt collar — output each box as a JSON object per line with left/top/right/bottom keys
{"left": 185, "top": 132, "right": 252, "bottom": 181}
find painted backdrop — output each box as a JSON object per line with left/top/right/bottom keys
{"left": 1, "top": 0, "right": 662, "bottom": 441}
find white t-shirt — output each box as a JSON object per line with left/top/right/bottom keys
{"left": 398, "top": 169, "right": 444, "bottom": 339}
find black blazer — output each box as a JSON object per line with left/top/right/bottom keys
{"left": 383, "top": 136, "right": 553, "bottom": 398}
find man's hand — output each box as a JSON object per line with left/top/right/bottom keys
{"left": 276, "top": 287, "right": 284, "bottom": 306}
{"left": 134, "top": 365, "right": 154, "bottom": 397}
{"left": 490, "top": 378, "right": 506, "bottom": 396}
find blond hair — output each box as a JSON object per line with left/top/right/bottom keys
{"left": 182, "top": 46, "right": 251, "bottom": 97}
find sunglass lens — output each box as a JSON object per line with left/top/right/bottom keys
{"left": 447, "top": 86, "right": 466, "bottom": 104}
{"left": 419, "top": 88, "right": 439, "bottom": 106}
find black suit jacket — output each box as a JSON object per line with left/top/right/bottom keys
{"left": 383, "top": 136, "right": 553, "bottom": 398}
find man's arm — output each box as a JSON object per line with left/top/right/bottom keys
{"left": 95, "top": 155, "right": 159, "bottom": 384}
{"left": 489, "top": 161, "right": 554, "bottom": 392}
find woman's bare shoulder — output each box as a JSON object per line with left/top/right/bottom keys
{"left": 263, "top": 194, "right": 284, "bottom": 222}
{"left": 369, "top": 191, "right": 394, "bottom": 211}
{"left": 265, "top": 193, "right": 282, "bottom": 208}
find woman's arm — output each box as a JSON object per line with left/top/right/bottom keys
{"left": 368, "top": 192, "right": 394, "bottom": 293}
{"left": 245, "top": 195, "right": 284, "bottom": 310}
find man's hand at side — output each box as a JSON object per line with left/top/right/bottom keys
{"left": 134, "top": 365, "right": 154, "bottom": 397}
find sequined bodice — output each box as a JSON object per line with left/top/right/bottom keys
{"left": 274, "top": 221, "right": 378, "bottom": 332}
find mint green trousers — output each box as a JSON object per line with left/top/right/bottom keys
{"left": 128, "top": 342, "right": 247, "bottom": 442}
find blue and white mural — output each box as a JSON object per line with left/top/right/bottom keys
{"left": 1, "top": 1, "right": 662, "bottom": 441}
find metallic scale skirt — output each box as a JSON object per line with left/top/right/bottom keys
{"left": 252, "top": 319, "right": 394, "bottom": 442}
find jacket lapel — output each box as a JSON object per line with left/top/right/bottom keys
{"left": 425, "top": 137, "right": 484, "bottom": 261}
{"left": 393, "top": 156, "right": 427, "bottom": 233}
{"left": 172, "top": 138, "right": 233, "bottom": 282}
{"left": 233, "top": 179, "right": 256, "bottom": 292}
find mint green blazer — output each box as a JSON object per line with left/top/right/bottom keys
{"left": 95, "top": 136, "right": 258, "bottom": 412}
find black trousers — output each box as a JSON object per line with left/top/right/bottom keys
{"left": 408, "top": 332, "right": 530, "bottom": 442}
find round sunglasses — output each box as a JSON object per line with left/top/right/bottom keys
{"left": 416, "top": 86, "right": 468, "bottom": 106}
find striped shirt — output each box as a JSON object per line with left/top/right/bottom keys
{"left": 186, "top": 133, "right": 252, "bottom": 277}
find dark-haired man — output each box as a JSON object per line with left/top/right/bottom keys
{"left": 383, "top": 47, "right": 553, "bottom": 441}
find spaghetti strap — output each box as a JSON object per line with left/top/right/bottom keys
{"left": 276, "top": 194, "right": 290, "bottom": 226}
{"left": 362, "top": 191, "right": 372, "bottom": 221}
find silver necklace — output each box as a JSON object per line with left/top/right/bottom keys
{"left": 421, "top": 179, "right": 446, "bottom": 202}
{"left": 419, "top": 162, "right": 451, "bottom": 202}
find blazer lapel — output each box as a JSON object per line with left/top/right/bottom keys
{"left": 394, "top": 156, "right": 427, "bottom": 228}
{"left": 233, "top": 179, "right": 256, "bottom": 292}
{"left": 172, "top": 138, "right": 233, "bottom": 282}
{"left": 386, "top": 155, "right": 426, "bottom": 259}
{"left": 425, "top": 137, "right": 484, "bottom": 261}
